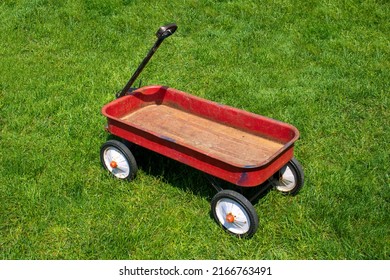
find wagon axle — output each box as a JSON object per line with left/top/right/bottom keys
{"left": 225, "top": 213, "right": 235, "bottom": 223}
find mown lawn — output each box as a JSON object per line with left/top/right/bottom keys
{"left": 0, "top": 0, "right": 388, "bottom": 259}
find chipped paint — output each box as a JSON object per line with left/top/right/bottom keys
{"left": 237, "top": 172, "right": 249, "bottom": 185}
{"left": 243, "top": 165, "right": 257, "bottom": 169}
{"left": 160, "top": 135, "right": 176, "bottom": 143}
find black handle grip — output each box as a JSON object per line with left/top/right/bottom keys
{"left": 156, "top": 23, "right": 178, "bottom": 39}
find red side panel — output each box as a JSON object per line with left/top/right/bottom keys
{"left": 102, "top": 86, "right": 299, "bottom": 187}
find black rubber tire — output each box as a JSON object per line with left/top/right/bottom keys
{"left": 100, "top": 139, "right": 138, "bottom": 181}
{"left": 273, "top": 157, "right": 304, "bottom": 196}
{"left": 211, "top": 190, "right": 259, "bottom": 238}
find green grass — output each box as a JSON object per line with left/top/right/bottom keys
{"left": 0, "top": 0, "right": 389, "bottom": 259}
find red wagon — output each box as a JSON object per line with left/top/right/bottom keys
{"left": 100, "top": 24, "right": 304, "bottom": 238}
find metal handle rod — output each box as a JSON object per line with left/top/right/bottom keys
{"left": 118, "top": 38, "right": 164, "bottom": 97}
{"left": 117, "top": 23, "right": 177, "bottom": 98}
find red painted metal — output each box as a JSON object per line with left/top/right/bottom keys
{"left": 102, "top": 85, "right": 299, "bottom": 187}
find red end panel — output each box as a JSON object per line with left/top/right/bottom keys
{"left": 102, "top": 86, "right": 168, "bottom": 118}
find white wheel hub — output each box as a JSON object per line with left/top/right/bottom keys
{"left": 103, "top": 147, "right": 130, "bottom": 179}
{"left": 274, "top": 164, "right": 296, "bottom": 192}
{"left": 214, "top": 198, "right": 250, "bottom": 235}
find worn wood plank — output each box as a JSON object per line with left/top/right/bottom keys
{"left": 121, "top": 105, "right": 284, "bottom": 166}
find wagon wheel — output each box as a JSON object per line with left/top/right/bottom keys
{"left": 100, "top": 140, "right": 138, "bottom": 181}
{"left": 273, "top": 157, "right": 304, "bottom": 195}
{"left": 211, "top": 190, "right": 259, "bottom": 238}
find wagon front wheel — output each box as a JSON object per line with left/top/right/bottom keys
{"left": 273, "top": 157, "right": 304, "bottom": 195}
{"left": 100, "top": 140, "right": 138, "bottom": 181}
{"left": 211, "top": 190, "right": 259, "bottom": 238}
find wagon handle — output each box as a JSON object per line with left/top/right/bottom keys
{"left": 156, "top": 23, "right": 177, "bottom": 39}
{"left": 117, "top": 23, "right": 178, "bottom": 98}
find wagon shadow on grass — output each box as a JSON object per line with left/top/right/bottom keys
{"left": 102, "top": 129, "right": 301, "bottom": 238}
{"left": 115, "top": 136, "right": 274, "bottom": 205}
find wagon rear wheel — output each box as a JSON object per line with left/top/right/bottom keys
{"left": 100, "top": 140, "right": 138, "bottom": 181}
{"left": 211, "top": 190, "right": 259, "bottom": 238}
{"left": 273, "top": 157, "right": 304, "bottom": 195}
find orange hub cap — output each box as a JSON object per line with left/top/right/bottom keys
{"left": 110, "top": 161, "right": 118, "bottom": 168}
{"left": 225, "top": 213, "right": 235, "bottom": 223}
